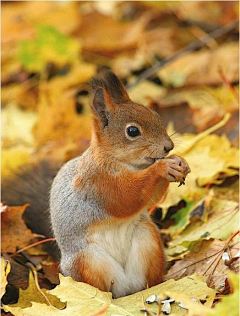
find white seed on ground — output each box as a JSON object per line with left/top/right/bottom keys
{"left": 161, "top": 299, "right": 175, "bottom": 304}
{"left": 178, "top": 302, "right": 188, "bottom": 309}
{"left": 190, "top": 297, "right": 200, "bottom": 303}
{"left": 222, "top": 252, "right": 230, "bottom": 262}
{"left": 145, "top": 295, "right": 159, "bottom": 304}
{"left": 162, "top": 301, "right": 171, "bottom": 315}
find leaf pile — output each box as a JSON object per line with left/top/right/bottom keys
{"left": 1, "top": 1, "right": 239, "bottom": 315}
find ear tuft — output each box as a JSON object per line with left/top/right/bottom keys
{"left": 90, "top": 68, "right": 130, "bottom": 104}
{"left": 92, "top": 88, "right": 108, "bottom": 128}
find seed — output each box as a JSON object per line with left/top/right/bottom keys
{"left": 145, "top": 295, "right": 159, "bottom": 304}
{"left": 190, "top": 297, "right": 200, "bottom": 303}
{"left": 161, "top": 299, "right": 175, "bottom": 304}
{"left": 222, "top": 252, "right": 230, "bottom": 262}
{"left": 178, "top": 302, "right": 188, "bottom": 309}
{"left": 162, "top": 301, "right": 171, "bottom": 315}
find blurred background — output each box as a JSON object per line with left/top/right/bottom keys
{"left": 1, "top": 1, "right": 239, "bottom": 179}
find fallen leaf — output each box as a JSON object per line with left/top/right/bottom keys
{"left": 175, "top": 1, "right": 238, "bottom": 25}
{"left": 165, "top": 239, "right": 239, "bottom": 291}
{"left": 169, "top": 190, "right": 213, "bottom": 236}
{"left": 2, "top": 2, "right": 81, "bottom": 84}
{"left": 33, "top": 87, "right": 92, "bottom": 147}
{"left": 213, "top": 178, "right": 239, "bottom": 203}
{"left": 1, "top": 144, "right": 33, "bottom": 180}
{"left": 129, "top": 80, "right": 166, "bottom": 106}
{"left": 160, "top": 114, "right": 239, "bottom": 214}
{"left": 168, "top": 198, "right": 239, "bottom": 255}
{"left": 77, "top": 10, "right": 150, "bottom": 56}
{"left": 209, "top": 272, "right": 239, "bottom": 316}
{"left": 1, "top": 258, "right": 10, "bottom": 298}
{"left": 19, "top": 25, "right": 81, "bottom": 73}
{"left": 162, "top": 291, "right": 214, "bottom": 316}
{"left": 42, "top": 262, "right": 60, "bottom": 285}
{"left": 5, "top": 270, "right": 65, "bottom": 310}
{"left": 4, "top": 273, "right": 215, "bottom": 316}
{"left": 1, "top": 2, "right": 80, "bottom": 46}
{"left": 2, "top": 104, "right": 37, "bottom": 145}
{"left": 158, "top": 43, "right": 239, "bottom": 87}
{"left": 1, "top": 204, "right": 35, "bottom": 253}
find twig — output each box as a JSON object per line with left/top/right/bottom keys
{"left": 27, "top": 263, "right": 59, "bottom": 310}
{"left": 226, "top": 231, "right": 240, "bottom": 245}
{"left": 126, "top": 20, "right": 239, "bottom": 90}
{"left": 218, "top": 67, "right": 239, "bottom": 102}
{"left": 10, "top": 238, "right": 56, "bottom": 257}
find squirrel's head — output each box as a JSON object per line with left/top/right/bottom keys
{"left": 90, "top": 69, "right": 174, "bottom": 169}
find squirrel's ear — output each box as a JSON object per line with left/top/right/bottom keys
{"left": 105, "top": 72, "right": 131, "bottom": 104}
{"left": 91, "top": 69, "right": 131, "bottom": 104}
{"left": 91, "top": 87, "right": 114, "bottom": 128}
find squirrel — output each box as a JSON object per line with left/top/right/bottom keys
{"left": 2, "top": 69, "right": 190, "bottom": 298}
{"left": 49, "top": 69, "right": 190, "bottom": 298}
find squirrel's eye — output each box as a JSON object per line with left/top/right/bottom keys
{"left": 127, "top": 126, "right": 141, "bottom": 137}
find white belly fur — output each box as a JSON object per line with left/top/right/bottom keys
{"left": 87, "top": 212, "right": 156, "bottom": 297}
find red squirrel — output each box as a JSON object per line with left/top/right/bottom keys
{"left": 49, "top": 69, "right": 190, "bottom": 298}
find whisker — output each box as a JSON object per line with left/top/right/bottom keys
{"left": 169, "top": 122, "right": 194, "bottom": 137}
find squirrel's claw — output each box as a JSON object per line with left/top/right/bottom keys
{"left": 178, "top": 177, "right": 185, "bottom": 187}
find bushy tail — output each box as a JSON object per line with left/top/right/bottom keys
{"left": 2, "top": 161, "right": 61, "bottom": 259}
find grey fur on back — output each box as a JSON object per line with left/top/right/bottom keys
{"left": 49, "top": 150, "right": 108, "bottom": 274}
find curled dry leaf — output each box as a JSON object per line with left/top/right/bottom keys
{"left": 1, "top": 204, "right": 35, "bottom": 253}
{"left": 42, "top": 262, "right": 60, "bottom": 285}
{"left": 1, "top": 258, "right": 10, "bottom": 298}
{"left": 165, "top": 239, "right": 239, "bottom": 292}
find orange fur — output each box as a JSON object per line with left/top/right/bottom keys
{"left": 144, "top": 221, "right": 165, "bottom": 287}
{"left": 93, "top": 159, "right": 169, "bottom": 218}
{"left": 72, "top": 251, "right": 111, "bottom": 292}
{"left": 73, "top": 151, "right": 170, "bottom": 218}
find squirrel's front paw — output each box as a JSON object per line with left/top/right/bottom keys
{"left": 168, "top": 155, "right": 191, "bottom": 178}
{"left": 162, "top": 155, "right": 191, "bottom": 183}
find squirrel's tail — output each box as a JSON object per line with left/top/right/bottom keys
{"left": 1, "top": 161, "right": 61, "bottom": 260}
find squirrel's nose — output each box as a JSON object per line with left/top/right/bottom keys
{"left": 164, "top": 141, "right": 174, "bottom": 153}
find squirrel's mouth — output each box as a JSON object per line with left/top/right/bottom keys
{"left": 146, "top": 157, "right": 164, "bottom": 164}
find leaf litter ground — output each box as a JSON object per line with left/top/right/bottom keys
{"left": 1, "top": 1, "right": 239, "bottom": 315}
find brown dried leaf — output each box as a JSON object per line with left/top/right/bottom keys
{"left": 165, "top": 239, "right": 239, "bottom": 291}
{"left": 42, "top": 262, "right": 60, "bottom": 285}
{"left": 77, "top": 10, "right": 150, "bottom": 56}
{"left": 1, "top": 205, "right": 35, "bottom": 253}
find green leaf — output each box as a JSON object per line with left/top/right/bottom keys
{"left": 19, "top": 25, "right": 81, "bottom": 72}
{"left": 168, "top": 198, "right": 239, "bottom": 256}
{"left": 170, "top": 200, "right": 196, "bottom": 234}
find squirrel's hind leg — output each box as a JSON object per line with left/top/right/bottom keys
{"left": 125, "top": 219, "right": 165, "bottom": 289}
{"left": 62, "top": 245, "right": 132, "bottom": 298}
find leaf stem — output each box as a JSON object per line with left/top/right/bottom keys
{"left": 10, "top": 238, "right": 56, "bottom": 257}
